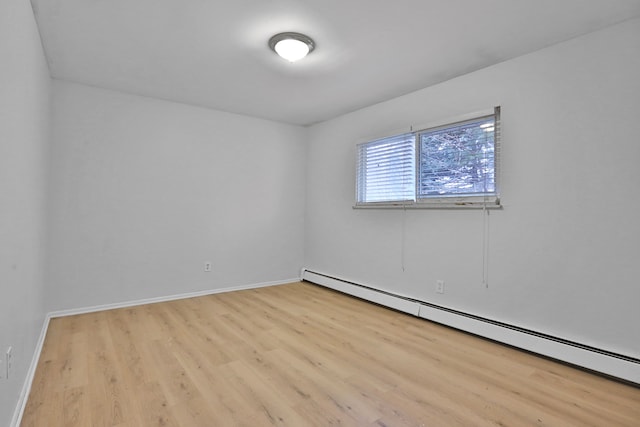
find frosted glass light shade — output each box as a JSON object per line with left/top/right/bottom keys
{"left": 274, "top": 39, "right": 310, "bottom": 62}
{"left": 269, "top": 32, "right": 315, "bottom": 63}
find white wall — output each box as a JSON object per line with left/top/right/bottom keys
{"left": 305, "top": 18, "right": 640, "bottom": 359}
{"left": 0, "top": 0, "right": 51, "bottom": 424}
{"left": 47, "top": 81, "right": 306, "bottom": 311}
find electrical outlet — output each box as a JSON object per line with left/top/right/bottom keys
{"left": 5, "top": 346, "right": 12, "bottom": 379}
{"left": 436, "top": 280, "right": 445, "bottom": 294}
{"left": 204, "top": 261, "right": 212, "bottom": 272}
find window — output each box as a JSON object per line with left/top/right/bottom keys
{"left": 356, "top": 107, "right": 500, "bottom": 208}
{"left": 356, "top": 132, "right": 415, "bottom": 203}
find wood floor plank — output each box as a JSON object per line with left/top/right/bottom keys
{"left": 22, "top": 281, "right": 640, "bottom": 426}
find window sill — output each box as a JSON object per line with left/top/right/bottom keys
{"left": 353, "top": 198, "right": 502, "bottom": 210}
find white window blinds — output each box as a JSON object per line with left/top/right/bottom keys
{"left": 356, "top": 133, "right": 416, "bottom": 204}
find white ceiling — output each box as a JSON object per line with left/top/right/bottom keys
{"left": 31, "top": 0, "right": 640, "bottom": 126}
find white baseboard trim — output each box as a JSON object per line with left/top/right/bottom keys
{"left": 302, "top": 269, "right": 640, "bottom": 385}
{"left": 11, "top": 315, "right": 50, "bottom": 427}
{"left": 11, "top": 277, "right": 300, "bottom": 426}
{"left": 48, "top": 277, "right": 301, "bottom": 319}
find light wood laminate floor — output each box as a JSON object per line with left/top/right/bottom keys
{"left": 22, "top": 281, "right": 640, "bottom": 426}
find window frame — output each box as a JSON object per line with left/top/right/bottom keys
{"left": 354, "top": 107, "right": 501, "bottom": 209}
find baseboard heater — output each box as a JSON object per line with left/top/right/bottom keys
{"left": 302, "top": 269, "right": 640, "bottom": 385}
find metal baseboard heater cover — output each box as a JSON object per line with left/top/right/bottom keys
{"left": 302, "top": 269, "right": 640, "bottom": 385}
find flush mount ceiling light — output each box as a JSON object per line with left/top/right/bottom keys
{"left": 268, "top": 32, "right": 315, "bottom": 63}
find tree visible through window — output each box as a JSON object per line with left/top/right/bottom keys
{"left": 356, "top": 107, "right": 500, "bottom": 208}
{"left": 418, "top": 117, "right": 495, "bottom": 197}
